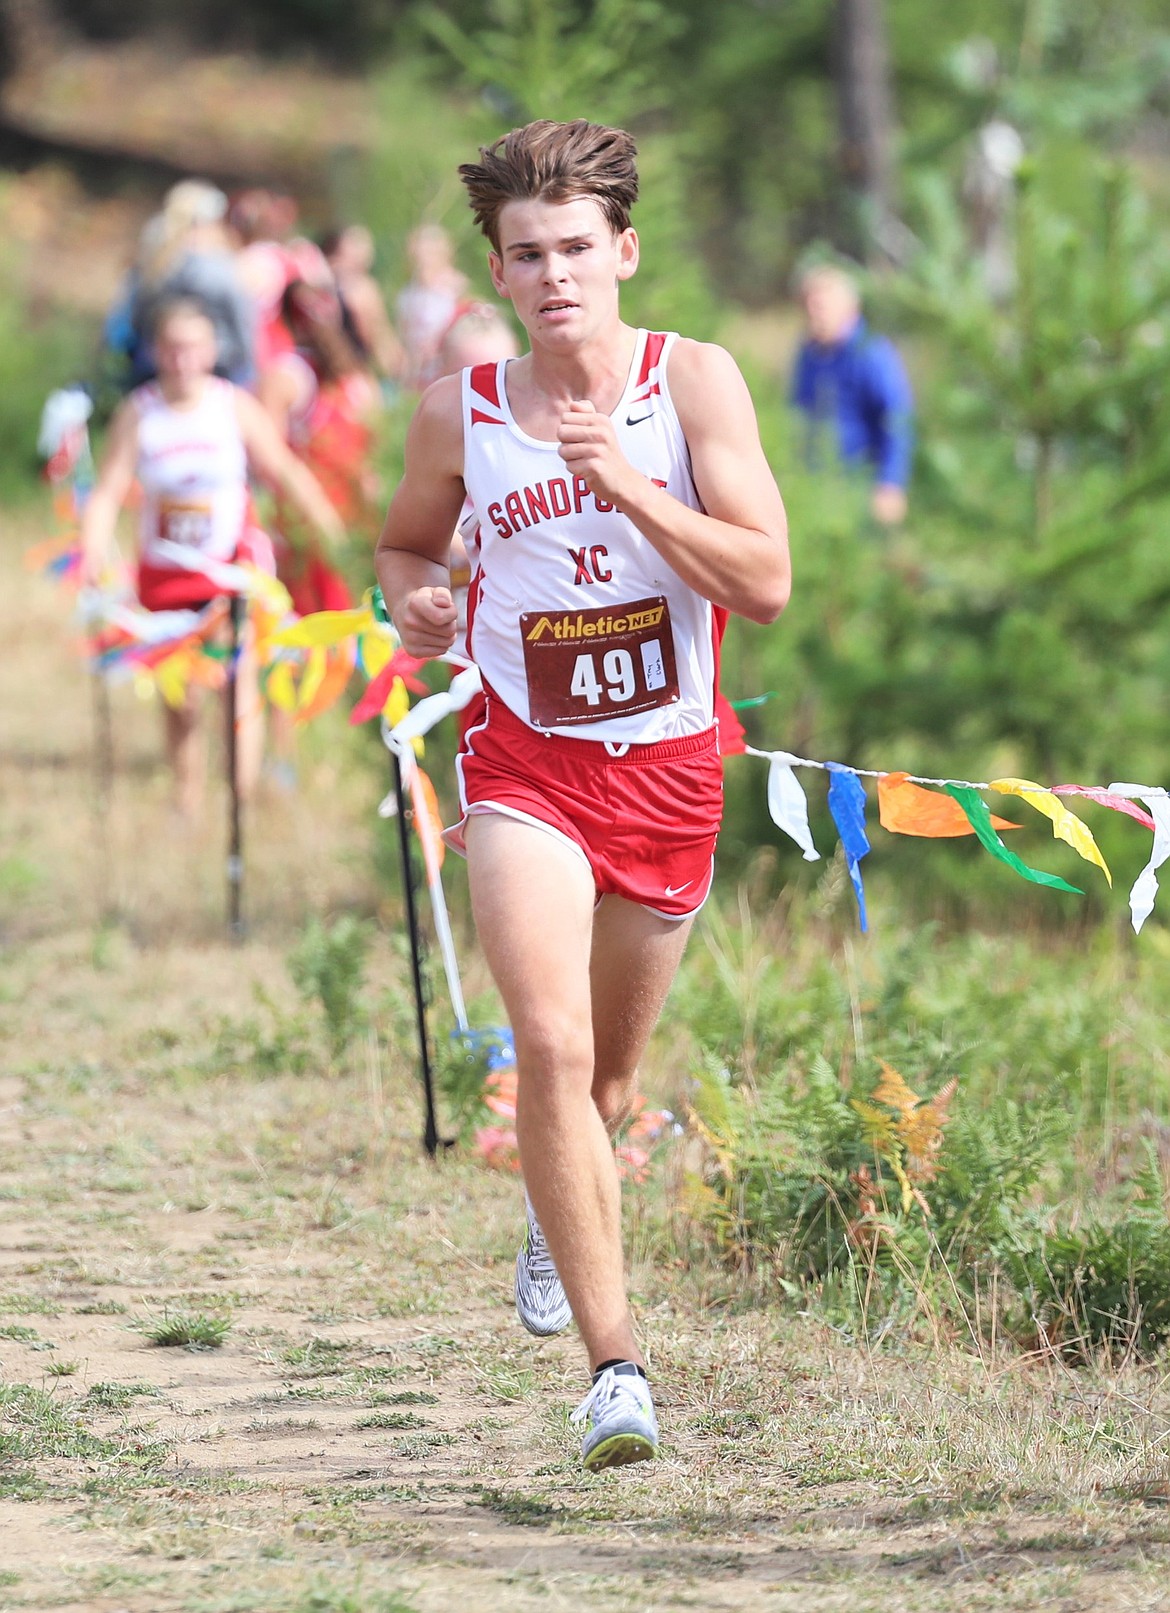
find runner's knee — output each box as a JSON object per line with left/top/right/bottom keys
{"left": 513, "top": 1017, "right": 594, "bottom": 1099}
{"left": 592, "top": 1068, "right": 638, "bottom": 1131}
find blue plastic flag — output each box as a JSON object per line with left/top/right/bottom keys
{"left": 827, "top": 765, "right": 871, "bottom": 932}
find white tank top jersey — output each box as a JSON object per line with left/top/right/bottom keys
{"left": 459, "top": 329, "right": 726, "bottom": 745}
{"left": 135, "top": 378, "right": 248, "bottom": 566}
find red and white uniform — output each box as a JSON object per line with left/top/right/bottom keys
{"left": 136, "top": 378, "right": 248, "bottom": 568}
{"left": 134, "top": 379, "right": 272, "bottom": 611}
{"left": 460, "top": 329, "right": 722, "bottom": 745}
{"left": 452, "top": 330, "right": 725, "bottom": 918}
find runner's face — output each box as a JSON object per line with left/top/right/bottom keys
{"left": 155, "top": 314, "right": 217, "bottom": 393}
{"left": 490, "top": 196, "right": 637, "bottom": 348}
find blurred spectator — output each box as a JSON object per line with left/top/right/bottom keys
{"left": 322, "top": 223, "right": 405, "bottom": 384}
{"left": 396, "top": 223, "right": 468, "bottom": 388}
{"left": 962, "top": 120, "right": 1025, "bottom": 301}
{"left": 436, "top": 300, "right": 520, "bottom": 376}
{"left": 791, "top": 263, "right": 914, "bottom": 526}
{"left": 229, "top": 188, "right": 333, "bottom": 373}
{"left": 257, "top": 278, "right": 380, "bottom": 616}
{"left": 125, "top": 180, "right": 255, "bottom": 386}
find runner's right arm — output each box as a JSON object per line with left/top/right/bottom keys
{"left": 374, "top": 376, "right": 467, "bottom": 657}
{"left": 79, "top": 398, "right": 139, "bottom": 585}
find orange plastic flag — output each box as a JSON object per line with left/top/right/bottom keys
{"left": 878, "top": 772, "right": 1019, "bottom": 837}
{"left": 294, "top": 642, "right": 356, "bottom": 726}
{"left": 411, "top": 766, "right": 446, "bottom": 879}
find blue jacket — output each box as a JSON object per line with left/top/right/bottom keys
{"left": 791, "top": 317, "right": 914, "bottom": 489}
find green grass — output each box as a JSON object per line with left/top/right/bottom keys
{"left": 82, "top": 1381, "right": 163, "bottom": 1411}
{"left": 0, "top": 1383, "right": 173, "bottom": 1473}
{"left": 141, "top": 1309, "right": 232, "bottom": 1350}
{"left": 354, "top": 1411, "right": 429, "bottom": 1430}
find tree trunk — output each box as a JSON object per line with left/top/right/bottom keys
{"left": 833, "top": 0, "right": 898, "bottom": 263}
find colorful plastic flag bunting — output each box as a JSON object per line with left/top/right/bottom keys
{"left": 827, "top": 766, "right": 870, "bottom": 930}
{"left": 878, "top": 771, "right": 1018, "bottom": 838}
{"left": 30, "top": 523, "right": 1170, "bottom": 940}
{"left": 944, "top": 786, "right": 1083, "bottom": 894}
{"left": 1109, "top": 783, "right": 1170, "bottom": 932}
{"left": 765, "top": 754, "right": 820, "bottom": 862}
{"left": 269, "top": 607, "right": 373, "bottom": 650}
{"left": 349, "top": 659, "right": 400, "bottom": 725}
{"left": 1052, "top": 784, "right": 1156, "bottom": 834}
{"left": 411, "top": 766, "right": 446, "bottom": 881}
{"left": 359, "top": 631, "right": 394, "bottom": 680}
{"left": 989, "top": 777, "right": 1111, "bottom": 886}
{"left": 294, "top": 643, "right": 356, "bottom": 725}
{"left": 265, "top": 660, "right": 297, "bottom": 713}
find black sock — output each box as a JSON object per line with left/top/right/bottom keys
{"left": 592, "top": 1358, "right": 647, "bottom": 1383}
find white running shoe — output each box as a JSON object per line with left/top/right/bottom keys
{"left": 570, "top": 1363, "right": 659, "bottom": 1471}
{"left": 514, "top": 1200, "right": 573, "bottom": 1337}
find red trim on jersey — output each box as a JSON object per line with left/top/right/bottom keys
{"left": 636, "top": 331, "right": 668, "bottom": 390}
{"left": 470, "top": 407, "right": 504, "bottom": 428}
{"left": 464, "top": 564, "right": 483, "bottom": 657}
{"left": 470, "top": 362, "right": 501, "bottom": 411}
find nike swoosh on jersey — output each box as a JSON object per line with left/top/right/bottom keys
{"left": 626, "top": 409, "right": 654, "bottom": 426}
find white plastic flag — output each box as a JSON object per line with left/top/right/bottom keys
{"left": 766, "top": 753, "right": 820, "bottom": 862}
{"left": 1110, "top": 783, "right": 1170, "bottom": 933}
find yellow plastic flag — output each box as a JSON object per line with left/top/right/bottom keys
{"left": 153, "top": 649, "right": 192, "bottom": 710}
{"left": 383, "top": 675, "right": 410, "bottom": 728}
{"left": 297, "top": 645, "right": 328, "bottom": 711}
{"left": 294, "top": 644, "right": 355, "bottom": 726}
{"left": 266, "top": 660, "right": 297, "bottom": 713}
{"left": 989, "top": 776, "right": 1112, "bottom": 887}
{"left": 236, "top": 566, "right": 291, "bottom": 618}
{"left": 269, "top": 607, "right": 372, "bottom": 650}
{"left": 360, "top": 631, "right": 395, "bottom": 679}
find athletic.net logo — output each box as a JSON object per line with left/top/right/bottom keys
{"left": 519, "top": 595, "right": 681, "bottom": 728}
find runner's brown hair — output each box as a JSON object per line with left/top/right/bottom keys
{"left": 459, "top": 120, "right": 638, "bottom": 252}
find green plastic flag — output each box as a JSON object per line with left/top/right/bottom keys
{"left": 944, "top": 785, "right": 1083, "bottom": 895}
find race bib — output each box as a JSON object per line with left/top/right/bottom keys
{"left": 159, "top": 497, "right": 213, "bottom": 549}
{"left": 519, "top": 595, "right": 680, "bottom": 728}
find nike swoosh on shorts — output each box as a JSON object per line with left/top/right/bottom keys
{"left": 664, "top": 881, "right": 693, "bottom": 898}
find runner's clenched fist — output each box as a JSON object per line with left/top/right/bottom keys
{"left": 394, "top": 584, "right": 458, "bottom": 658}
{"left": 557, "top": 399, "right": 638, "bottom": 507}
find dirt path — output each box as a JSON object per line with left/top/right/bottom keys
{"left": 4, "top": 512, "right": 1170, "bottom": 1612}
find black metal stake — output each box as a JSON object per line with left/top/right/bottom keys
{"left": 226, "top": 593, "right": 246, "bottom": 942}
{"left": 391, "top": 747, "right": 448, "bottom": 1157}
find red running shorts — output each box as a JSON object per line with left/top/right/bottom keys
{"left": 449, "top": 685, "right": 723, "bottom": 920}
{"left": 137, "top": 525, "right": 276, "bottom": 612}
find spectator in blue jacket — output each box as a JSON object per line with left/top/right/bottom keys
{"left": 791, "top": 264, "right": 914, "bottom": 525}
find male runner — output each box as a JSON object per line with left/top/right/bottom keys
{"left": 376, "top": 120, "right": 789, "bottom": 1471}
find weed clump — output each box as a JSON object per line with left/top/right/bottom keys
{"left": 141, "top": 1309, "right": 230, "bottom": 1350}
{"left": 289, "top": 915, "right": 371, "bottom": 1062}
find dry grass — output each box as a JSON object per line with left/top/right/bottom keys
{"left": 4, "top": 510, "right": 1170, "bottom": 1612}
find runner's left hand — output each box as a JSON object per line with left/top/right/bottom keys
{"left": 557, "top": 400, "right": 637, "bottom": 506}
